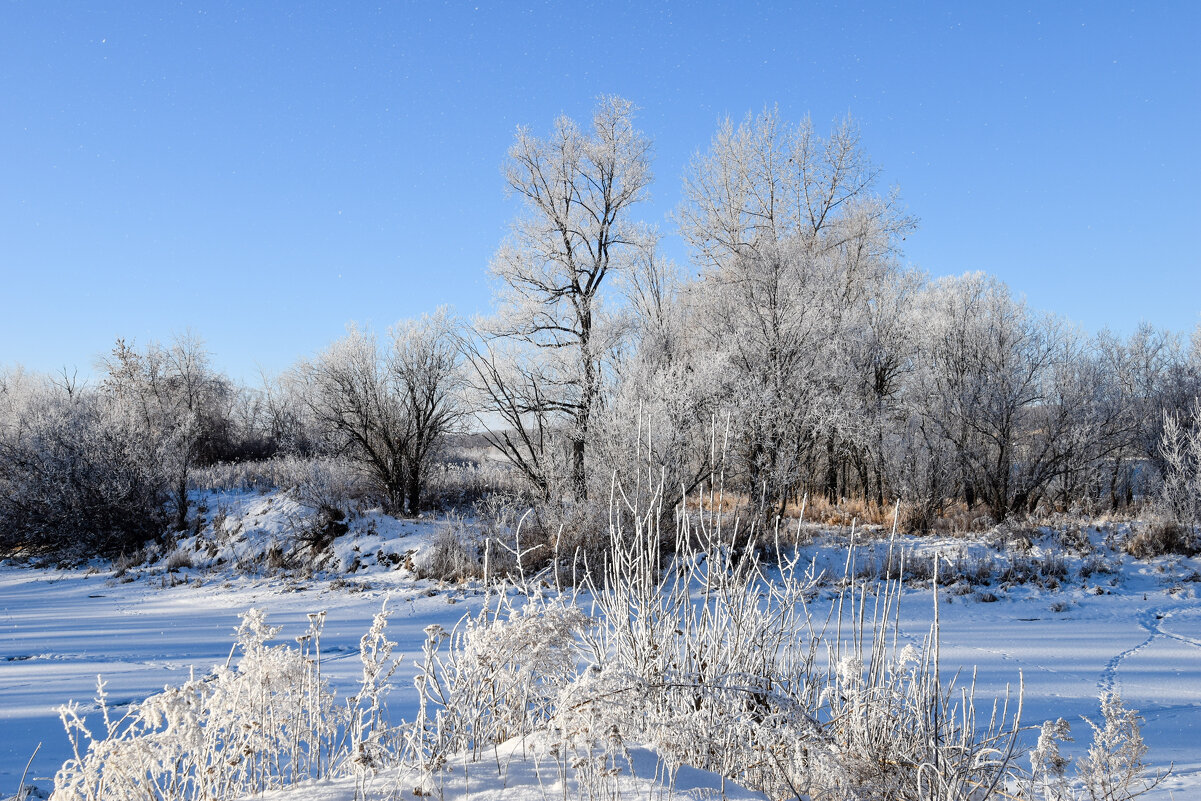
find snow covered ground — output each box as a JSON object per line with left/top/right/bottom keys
{"left": 245, "top": 742, "right": 767, "bottom": 801}
{"left": 2, "top": 492, "right": 1199, "bottom": 799}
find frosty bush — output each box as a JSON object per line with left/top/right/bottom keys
{"left": 0, "top": 378, "right": 167, "bottom": 557}
{"left": 1158, "top": 401, "right": 1201, "bottom": 549}
{"left": 402, "top": 595, "right": 588, "bottom": 792}
{"left": 191, "top": 455, "right": 370, "bottom": 507}
{"left": 423, "top": 454, "right": 522, "bottom": 509}
{"left": 53, "top": 610, "right": 347, "bottom": 801}
{"left": 51, "top": 479, "right": 1167, "bottom": 801}
{"left": 1123, "top": 521, "right": 1196, "bottom": 559}
{"left": 397, "top": 480, "right": 1030, "bottom": 800}
{"left": 1020, "top": 692, "right": 1165, "bottom": 801}
{"left": 410, "top": 517, "right": 486, "bottom": 583}
{"left": 401, "top": 480, "right": 1165, "bottom": 801}
{"left": 583, "top": 487, "right": 1029, "bottom": 799}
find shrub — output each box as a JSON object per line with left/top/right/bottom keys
{"left": 471, "top": 497, "right": 612, "bottom": 588}
{"left": 0, "top": 387, "right": 167, "bottom": 557}
{"left": 1058, "top": 524, "right": 1093, "bottom": 554}
{"left": 192, "top": 455, "right": 370, "bottom": 511}
{"left": 409, "top": 491, "right": 1029, "bottom": 801}
{"left": 50, "top": 478, "right": 1168, "bottom": 801}
{"left": 1081, "top": 553, "right": 1115, "bottom": 578}
{"left": 1021, "top": 693, "right": 1166, "bottom": 801}
{"left": 423, "top": 455, "right": 522, "bottom": 510}
{"left": 1123, "top": 521, "right": 1198, "bottom": 559}
{"left": 411, "top": 519, "right": 484, "bottom": 583}
{"left": 164, "top": 549, "right": 193, "bottom": 572}
{"left": 287, "top": 504, "right": 350, "bottom": 564}
{"left": 1160, "top": 402, "right": 1201, "bottom": 537}
{"left": 53, "top": 610, "right": 345, "bottom": 801}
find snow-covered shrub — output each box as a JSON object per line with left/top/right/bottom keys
{"left": 1026, "top": 717, "right": 1075, "bottom": 800}
{"left": 570, "top": 486, "right": 1026, "bottom": 800}
{"left": 1076, "top": 692, "right": 1164, "bottom": 801}
{"left": 1057, "top": 524, "right": 1094, "bottom": 555}
{"left": 0, "top": 378, "right": 167, "bottom": 558}
{"left": 283, "top": 503, "right": 351, "bottom": 567}
{"left": 1157, "top": 401, "right": 1201, "bottom": 548}
{"left": 479, "top": 498, "right": 611, "bottom": 587}
{"left": 1018, "top": 692, "right": 1165, "bottom": 801}
{"left": 1080, "top": 553, "right": 1116, "bottom": 578}
{"left": 52, "top": 609, "right": 347, "bottom": 801}
{"left": 411, "top": 517, "right": 486, "bottom": 582}
{"left": 191, "top": 456, "right": 370, "bottom": 511}
{"left": 407, "top": 594, "right": 588, "bottom": 762}
{"left": 400, "top": 478, "right": 1031, "bottom": 800}
{"left": 345, "top": 606, "right": 403, "bottom": 796}
{"left": 164, "top": 548, "right": 193, "bottom": 571}
{"left": 1123, "top": 521, "right": 1196, "bottom": 559}
{"left": 467, "top": 495, "right": 612, "bottom": 588}
{"left": 190, "top": 460, "right": 279, "bottom": 493}
{"left": 272, "top": 455, "right": 369, "bottom": 515}
{"left": 423, "top": 455, "right": 522, "bottom": 509}
{"left": 48, "top": 477, "right": 1168, "bottom": 801}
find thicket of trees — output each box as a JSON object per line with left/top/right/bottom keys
{"left": 460, "top": 100, "right": 1201, "bottom": 531}
{"left": 0, "top": 336, "right": 241, "bottom": 555}
{"left": 2, "top": 97, "right": 1200, "bottom": 557}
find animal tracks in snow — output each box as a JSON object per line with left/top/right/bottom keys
{"left": 1099, "top": 604, "right": 1201, "bottom": 694}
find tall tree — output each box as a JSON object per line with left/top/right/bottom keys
{"left": 295, "top": 326, "right": 411, "bottom": 513}
{"left": 911, "top": 273, "right": 1082, "bottom": 521}
{"left": 471, "top": 96, "right": 653, "bottom": 500}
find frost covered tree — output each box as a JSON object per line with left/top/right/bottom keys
{"left": 100, "top": 333, "right": 231, "bottom": 532}
{"left": 909, "top": 273, "right": 1097, "bottom": 521}
{"left": 296, "top": 313, "right": 464, "bottom": 514}
{"left": 1160, "top": 400, "right": 1201, "bottom": 539}
{"left": 391, "top": 308, "right": 467, "bottom": 512}
{"left": 295, "top": 326, "right": 412, "bottom": 512}
{"left": 844, "top": 267, "right": 924, "bottom": 506}
{"left": 591, "top": 234, "right": 720, "bottom": 511}
{"left": 467, "top": 96, "right": 653, "bottom": 501}
{"left": 1120, "top": 324, "right": 1197, "bottom": 486}
{"left": 679, "top": 109, "right": 914, "bottom": 514}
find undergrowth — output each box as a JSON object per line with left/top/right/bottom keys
{"left": 51, "top": 480, "right": 1166, "bottom": 801}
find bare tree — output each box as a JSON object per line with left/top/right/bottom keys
{"left": 910, "top": 273, "right": 1093, "bottom": 521}
{"left": 294, "top": 326, "right": 410, "bottom": 513}
{"left": 592, "top": 235, "right": 720, "bottom": 512}
{"left": 1160, "top": 400, "right": 1201, "bottom": 538}
{"left": 459, "top": 334, "right": 562, "bottom": 500}
{"left": 843, "top": 267, "right": 924, "bottom": 506}
{"left": 296, "top": 315, "right": 464, "bottom": 514}
{"left": 679, "top": 108, "right": 913, "bottom": 269}
{"left": 0, "top": 369, "right": 168, "bottom": 555}
{"left": 475, "top": 95, "right": 653, "bottom": 501}
{"left": 390, "top": 308, "right": 466, "bottom": 512}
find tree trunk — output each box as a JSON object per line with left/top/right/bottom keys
{"left": 174, "top": 473, "right": 189, "bottom": 532}
{"left": 405, "top": 460, "right": 422, "bottom": 516}
{"left": 824, "top": 434, "right": 838, "bottom": 501}
{"left": 1109, "top": 457, "right": 1123, "bottom": 511}
{"left": 574, "top": 306, "right": 595, "bottom": 503}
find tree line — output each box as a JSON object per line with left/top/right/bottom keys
{"left": 2, "top": 97, "right": 1199, "bottom": 556}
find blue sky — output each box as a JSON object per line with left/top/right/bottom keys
{"left": 2, "top": 1, "right": 1198, "bottom": 381}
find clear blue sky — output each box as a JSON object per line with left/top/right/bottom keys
{"left": 3, "top": 2, "right": 1198, "bottom": 381}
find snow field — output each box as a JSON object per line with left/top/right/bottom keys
{"left": 2, "top": 491, "right": 1199, "bottom": 799}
